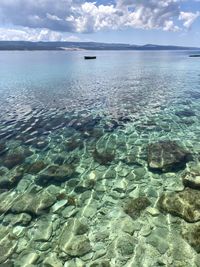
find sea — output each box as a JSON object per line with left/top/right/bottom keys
{"left": 0, "top": 50, "right": 200, "bottom": 267}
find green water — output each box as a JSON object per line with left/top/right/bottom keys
{"left": 0, "top": 51, "right": 200, "bottom": 266}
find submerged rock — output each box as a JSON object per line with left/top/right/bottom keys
{"left": 93, "top": 134, "right": 116, "bottom": 165}
{"left": 62, "top": 218, "right": 88, "bottom": 236}
{"left": 26, "top": 161, "right": 47, "bottom": 174}
{"left": 36, "top": 164, "right": 75, "bottom": 186}
{"left": 70, "top": 115, "right": 101, "bottom": 133}
{"left": 158, "top": 188, "right": 200, "bottom": 223}
{"left": 89, "top": 260, "right": 110, "bottom": 267}
{"left": 3, "top": 153, "right": 25, "bottom": 169}
{"left": 11, "top": 190, "right": 56, "bottom": 215}
{"left": 59, "top": 220, "right": 91, "bottom": 256}
{"left": 0, "top": 261, "right": 14, "bottom": 267}
{"left": 104, "top": 119, "right": 122, "bottom": 132}
{"left": 182, "top": 163, "right": 200, "bottom": 189}
{"left": 182, "top": 223, "right": 200, "bottom": 253}
{"left": 0, "top": 191, "right": 16, "bottom": 214}
{"left": 188, "top": 91, "right": 200, "bottom": 99}
{"left": 175, "top": 109, "right": 196, "bottom": 117}
{"left": 147, "top": 141, "right": 191, "bottom": 172}
{"left": 3, "top": 213, "right": 32, "bottom": 226}
{"left": 0, "top": 226, "right": 18, "bottom": 264}
{"left": 115, "top": 234, "right": 136, "bottom": 256}
{"left": 93, "top": 148, "right": 115, "bottom": 165}
{"left": 65, "top": 137, "right": 84, "bottom": 151}
{"left": 0, "top": 188, "right": 57, "bottom": 215}
{"left": 107, "top": 233, "right": 136, "bottom": 259}
{"left": 15, "top": 251, "right": 39, "bottom": 267}
{"left": 28, "top": 215, "right": 53, "bottom": 241}
{"left": 0, "top": 167, "right": 23, "bottom": 189}
{"left": 146, "top": 227, "right": 169, "bottom": 254}
{"left": 123, "top": 196, "right": 151, "bottom": 219}
{"left": 43, "top": 253, "right": 63, "bottom": 267}
{"left": 34, "top": 139, "right": 48, "bottom": 149}
{"left": 0, "top": 143, "right": 7, "bottom": 155}
{"left": 59, "top": 234, "right": 91, "bottom": 256}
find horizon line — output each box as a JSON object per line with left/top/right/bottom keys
{"left": 0, "top": 40, "right": 199, "bottom": 48}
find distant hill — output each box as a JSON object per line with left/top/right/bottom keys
{"left": 0, "top": 41, "right": 199, "bottom": 51}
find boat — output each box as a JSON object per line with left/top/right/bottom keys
{"left": 189, "top": 55, "right": 200, "bottom": 58}
{"left": 84, "top": 56, "right": 96, "bottom": 60}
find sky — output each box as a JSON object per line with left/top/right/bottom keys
{"left": 0, "top": 0, "right": 199, "bottom": 46}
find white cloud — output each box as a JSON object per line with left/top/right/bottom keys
{"left": 0, "top": 0, "right": 199, "bottom": 41}
{"left": 120, "top": 0, "right": 181, "bottom": 32}
{"left": 179, "top": 11, "right": 200, "bottom": 29}
{"left": 63, "top": 35, "right": 80, "bottom": 41}
{"left": 0, "top": 27, "right": 80, "bottom": 42}
{"left": 46, "top": 13, "right": 62, "bottom": 22}
{"left": 163, "top": 20, "right": 179, "bottom": 32}
{"left": 0, "top": 28, "right": 37, "bottom": 41}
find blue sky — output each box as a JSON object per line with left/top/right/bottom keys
{"left": 0, "top": 0, "right": 199, "bottom": 46}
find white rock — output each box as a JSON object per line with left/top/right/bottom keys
{"left": 121, "top": 216, "right": 137, "bottom": 235}
{"left": 62, "top": 206, "right": 77, "bottom": 218}
{"left": 89, "top": 171, "right": 96, "bottom": 180}
{"left": 51, "top": 199, "right": 68, "bottom": 212}
{"left": 80, "top": 205, "right": 97, "bottom": 218}
{"left": 43, "top": 254, "right": 63, "bottom": 267}
{"left": 118, "top": 168, "right": 130, "bottom": 177}
{"left": 13, "top": 226, "right": 25, "bottom": 237}
{"left": 146, "top": 207, "right": 160, "bottom": 216}
{"left": 93, "top": 248, "right": 106, "bottom": 260}
{"left": 28, "top": 216, "right": 53, "bottom": 241}
{"left": 112, "top": 179, "right": 127, "bottom": 192}
{"left": 140, "top": 225, "right": 152, "bottom": 237}
{"left": 16, "top": 252, "right": 39, "bottom": 267}
{"left": 128, "top": 186, "right": 140, "bottom": 198}
{"left": 15, "top": 238, "right": 28, "bottom": 254}
{"left": 64, "top": 258, "right": 85, "bottom": 267}
{"left": 76, "top": 166, "right": 85, "bottom": 174}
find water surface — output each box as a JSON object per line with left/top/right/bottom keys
{"left": 0, "top": 51, "right": 200, "bottom": 267}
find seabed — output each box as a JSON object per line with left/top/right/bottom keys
{"left": 0, "top": 51, "right": 200, "bottom": 267}
{"left": 0, "top": 92, "right": 200, "bottom": 267}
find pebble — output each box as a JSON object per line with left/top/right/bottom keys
{"left": 93, "top": 248, "right": 107, "bottom": 260}
{"left": 15, "top": 252, "right": 39, "bottom": 267}
{"left": 51, "top": 199, "right": 68, "bottom": 212}
{"left": 43, "top": 253, "right": 63, "bottom": 267}
{"left": 147, "top": 227, "right": 169, "bottom": 254}
{"left": 62, "top": 206, "right": 77, "bottom": 218}
{"left": 140, "top": 225, "right": 152, "bottom": 237}
{"left": 13, "top": 226, "right": 25, "bottom": 237}
{"left": 146, "top": 207, "right": 160, "bottom": 216}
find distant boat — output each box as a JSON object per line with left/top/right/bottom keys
{"left": 84, "top": 56, "right": 96, "bottom": 60}
{"left": 189, "top": 55, "right": 200, "bottom": 58}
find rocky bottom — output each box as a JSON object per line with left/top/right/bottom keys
{"left": 1, "top": 100, "right": 200, "bottom": 267}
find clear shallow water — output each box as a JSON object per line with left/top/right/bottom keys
{"left": 0, "top": 51, "right": 200, "bottom": 266}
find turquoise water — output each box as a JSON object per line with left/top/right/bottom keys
{"left": 0, "top": 51, "right": 200, "bottom": 266}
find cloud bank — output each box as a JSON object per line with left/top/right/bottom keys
{"left": 0, "top": 27, "right": 80, "bottom": 42}
{"left": 0, "top": 0, "right": 199, "bottom": 40}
